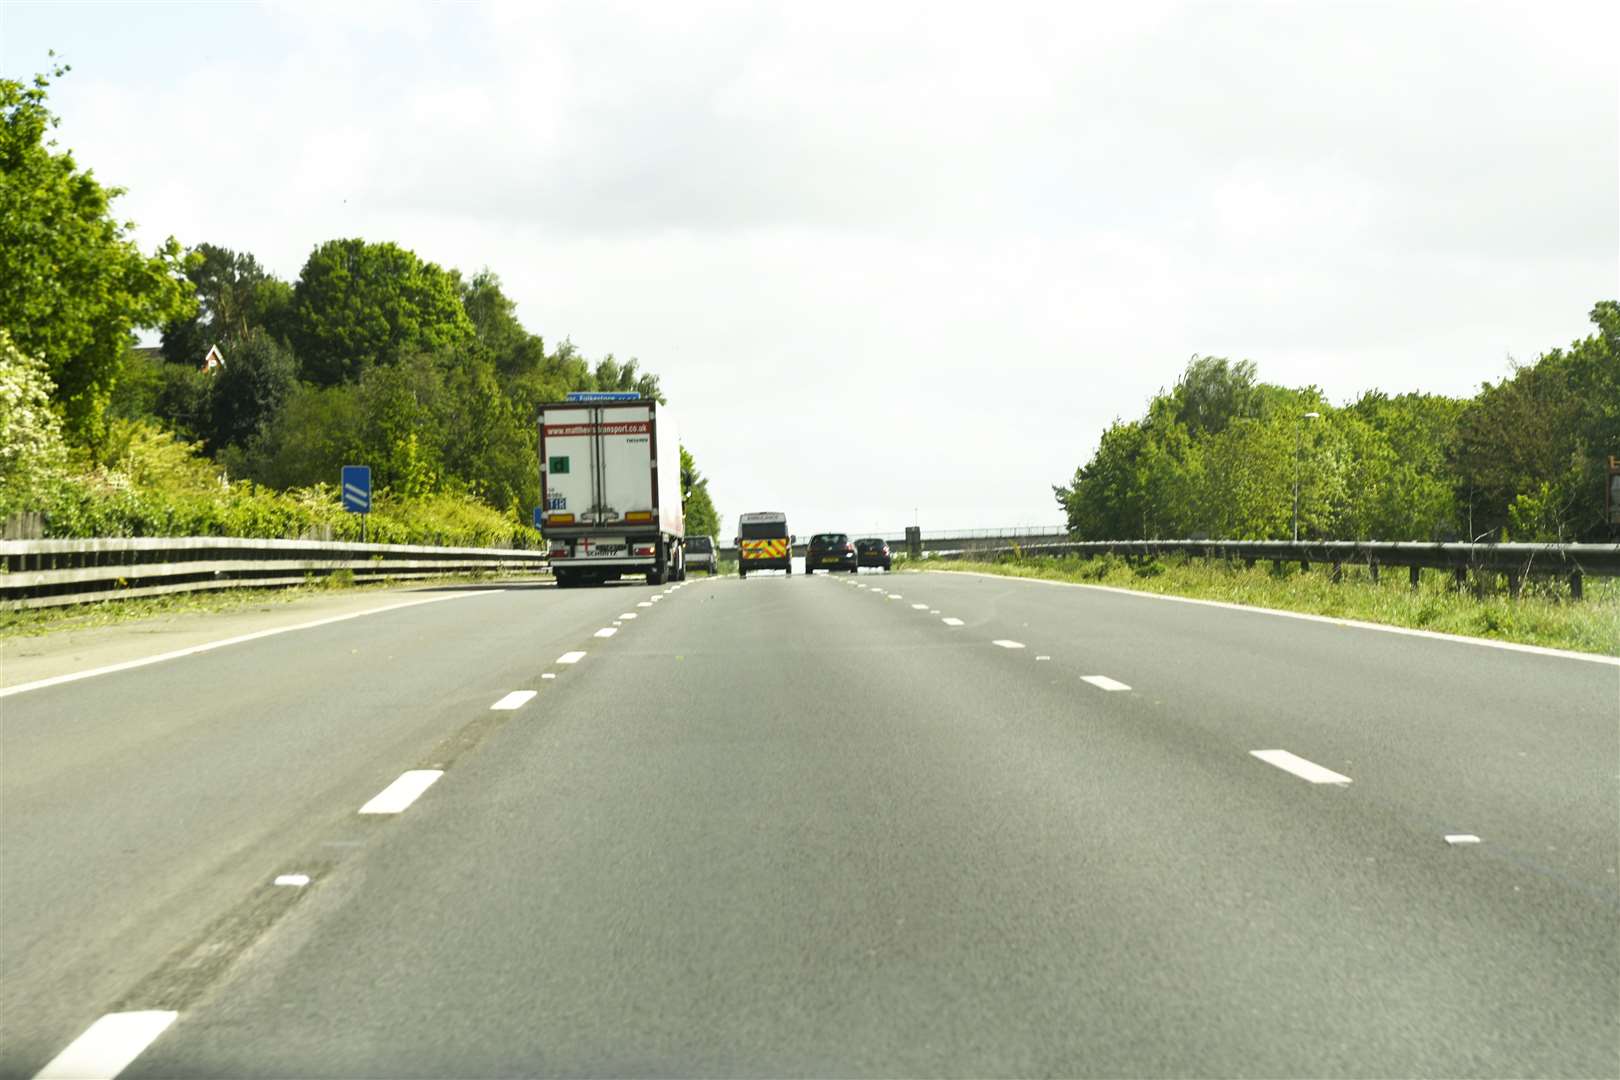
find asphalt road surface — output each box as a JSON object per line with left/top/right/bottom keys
{"left": 3, "top": 569, "right": 1616, "bottom": 1077}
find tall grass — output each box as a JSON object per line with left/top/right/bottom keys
{"left": 918, "top": 554, "right": 1620, "bottom": 657}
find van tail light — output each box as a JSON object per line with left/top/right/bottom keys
{"left": 633, "top": 544, "right": 656, "bottom": 557}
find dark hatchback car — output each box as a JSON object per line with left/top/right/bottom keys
{"left": 855, "top": 537, "right": 892, "bottom": 570}
{"left": 805, "top": 533, "right": 857, "bottom": 574}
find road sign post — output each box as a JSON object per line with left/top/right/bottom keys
{"left": 341, "top": 465, "right": 372, "bottom": 543}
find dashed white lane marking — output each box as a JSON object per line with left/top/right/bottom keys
{"left": 557, "top": 651, "right": 587, "bottom": 664}
{"left": 992, "top": 640, "right": 1025, "bottom": 649}
{"left": 930, "top": 609, "right": 941, "bottom": 615}
{"left": 33, "top": 1010, "right": 179, "bottom": 1080}
{"left": 1445, "top": 834, "right": 1482, "bottom": 845}
{"left": 490, "top": 690, "right": 538, "bottom": 710}
{"left": 887, "top": 594, "right": 903, "bottom": 600}
{"left": 1080, "top": 675, "right": 1131, "bottom": 691}
{"left": 619, "top": 612, "right": 638, "bottom": 619}
{"left": 359, "top": 769, "right": 445, "bottom": 814}
{"left": 941, "top": 617, "right": 965, "bottom": 626}
{"left": 541, "top": 673, "right": 557, "bottom": 680}
{"left": 594, "top": 627, "right": 618, "bottom": 638}
{"left": 1035, "top": 655, "right": 1051, "bottom": 661}
{"left": 637, "top": 601, "right": 653, "bottom": 607}
{"left": 1, "top": 590, "right": 505, "bottom": 698}
{"left": 1250, "top": 749, "right": 1352, "bottom": 785}
{"left": 911, "top": 603, "right": 929, "bottom": 610}
{"left": 273, "top": 873, "right": 311, "bottom": 887}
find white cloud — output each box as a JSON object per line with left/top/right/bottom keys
{"left": 7, "top": 0, "right": 1615, "bottom": 530}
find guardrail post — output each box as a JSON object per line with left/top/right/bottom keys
{"left": 1299, "top": 559, "right": 1310, "bottom": 573}
{"left": 1452, "top": 566, "right": 1467, "bottom": 590}
{"left": 1507, "top": 570, "right": 1522, "bottom": 599}
{"left": 1409, "top": 564, "right": 1420, "bottom": 590}
{"left": 1244, "top": 557, "right": 1255, "bottom": 569}
{"left": 1368, "top": 561, "right": 1379, "bottom": 584}
{"left": 1569, "top": 571, "right": 1583, "bottom": 601}
{"left": 1272, "top": 559, "right": 1283, "bottom": 574}
{"left": 1331, "top": 561, "right": 1342, "bottom": 584}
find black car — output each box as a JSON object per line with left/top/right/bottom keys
{"left": 805, "top": 533, "right": 857, "bottom": 574}
{"left": 855, "top": 537, "right": 892, "bottom": 571}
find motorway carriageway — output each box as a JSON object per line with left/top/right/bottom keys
{"left": 1, "top": 568, "right": 1616, "bottom": 1077}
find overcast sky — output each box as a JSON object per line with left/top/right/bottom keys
{"left": 5, "top": 1, "right": 1616, "bottom": 534}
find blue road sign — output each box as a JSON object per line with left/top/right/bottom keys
{"left": 533, "top": 507, "right": 544, "bottom": 529}
{"left": 341, "top": 465, "right": 371, "bottom": 513}
{"left": 564, "top": 391, "right": 641, "bottom": 402}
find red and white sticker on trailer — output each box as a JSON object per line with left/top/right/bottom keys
{"left": 578, "top": 537, "right": 627, "bottom": 558}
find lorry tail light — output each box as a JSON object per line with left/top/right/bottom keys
{"left": 549, "top": 544, "right": 571, "bottom": 559}
{"left": 633, "top": 544, "right": 655, "bottom": 557}
{"left": 624, "top": 510, "right": 653, "bottom": 523}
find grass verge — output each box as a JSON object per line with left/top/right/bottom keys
{"left": 913, "top": 554, "right": 1620, "bottom": 657}
{"left": 0, "top": 570, "right": 544, "bottom": 640}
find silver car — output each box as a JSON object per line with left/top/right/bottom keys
{"left": 685, "top": 535, "right": 717, "bottom": 574}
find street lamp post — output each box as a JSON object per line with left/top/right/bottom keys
{"left": 1292, "top": 411, "right": 1321, "bottom": 543}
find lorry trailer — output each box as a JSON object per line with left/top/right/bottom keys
{"left": 538, "top": 393, "right": 685, "bottom": 587}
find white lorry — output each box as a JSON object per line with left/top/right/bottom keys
{"left": 538, "top": 393, "right": 685, "bottom": 587}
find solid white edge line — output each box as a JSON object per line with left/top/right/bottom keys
{"left": 1, "top": 590, "right": 507, "bottom": 698}
{"left": 1081, "top": 675, "right": 1131, "bottom": 691}
{"left": 33, "top": 1010, "right": 178, "bottom": 1080}
{"left": 920, "top": 570, "right": 1619, "bottom": 666}
{"left": 1250, "top": 749, "right": 1352, "bottom": 785}
{"left": 556, "top": 651, "right": 587, "bottom": 664}
{"left": 489, "top": 690, "right": 538, "bottom": 710}
{"left": 358, "top": 769, "right": 444, "bottom": 814}
{"left": 594, "top": 627, "right": 618, "bottom": 638}
{"left": 992, "top": 639, "right": 1025, "bottom": 649}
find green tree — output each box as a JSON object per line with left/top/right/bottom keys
{"left": 0, "top": 61, "right": 194, "bottom": 442}
{"left": 162, "top": 243, "right": 293, "bottom": 367}
{"left": 680, "top": 446, "right": 721, "bottom": 538}
{"left": 289, "top": 238, "right": 474, "bottom": 385}
{"left": 1172, "top": 355, "right": 1260, "bottom": 438}
{"left": 237, "top": 382, "right": 364, "bottom": 490}
{"left": 208, "top": 328, "right": 298, "bottom": 452}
